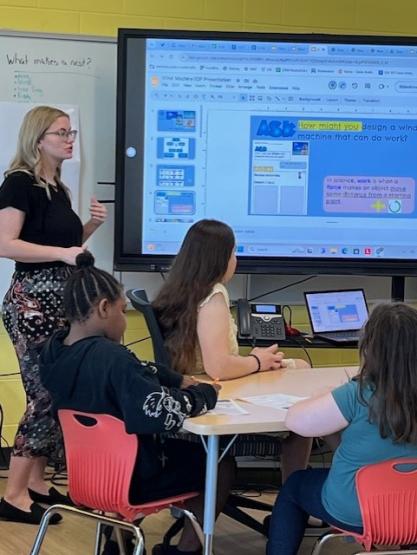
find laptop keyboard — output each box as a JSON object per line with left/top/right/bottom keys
{"left": 322, "top": 331, "right": 359, "bottom": 340}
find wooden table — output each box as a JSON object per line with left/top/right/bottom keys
{"left": 183, "top": 365, "right": 358, "bottom": 555}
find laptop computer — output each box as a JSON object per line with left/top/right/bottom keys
{"left": 304, "top": 289, "right": 369, "bottom": 345}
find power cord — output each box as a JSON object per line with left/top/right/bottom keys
{"left": 282, "top": 304, "right": 302, "bottom": 337}
{"left": 124, "top": 336, "right": 151, "bottom": 348}
{"left": 285, "top": 335, "right": 313, "bottom": 368}
{"left": 48, "top": 468, "right": 68, "bottom": 487}
{"left": 0, "top": 403, "right": 11, "bottom": 474}
{"left": 248, "top": 276, "right": 316, "bottom": 302}
{"left": 280, "top": 305, "right": 313, "bottom": 367}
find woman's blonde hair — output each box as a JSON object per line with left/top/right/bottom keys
{"left": 5, "top": 105, "right": 70, "bottom": 199}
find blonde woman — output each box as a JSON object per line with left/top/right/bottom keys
{"left": 0, "top": 106, "right": 107, "bottom": 524}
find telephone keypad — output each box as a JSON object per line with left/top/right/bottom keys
{"left": 252, "top": 316, "right": 285, "bottom": 341}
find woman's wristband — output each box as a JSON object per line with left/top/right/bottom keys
{"left": 248, "top": 353, "right": 261, "bottom": 373}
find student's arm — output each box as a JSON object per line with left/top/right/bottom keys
{"left": 285, "top": 391, "right": 349, "bottom": 437}
{"left": 197, "top": 292, "right": 284, "bottom": 380}
{"left": 153, "top": 362, "right": 183, "bottom": 388}
{"left": 112, "top": 352, "right": 218, "bottom": 435}
{"left": 0, "top": 207, "right": 84, "bottom": 265}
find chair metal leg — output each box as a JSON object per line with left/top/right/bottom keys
{"left": 29, "top": 505, "right": 61, "bottom": 555}
{"left": 94, "top": 518, "right": 104, "bottom": 555}
{"left": 131, "top": 525, "right": 145, "bottom": 555}
{"left": 29, "top": 504, "right": 146, "bottom": 555}
{"left": 182, "top": 508, "right": 205, "bottom": 547}
{"left": 115, "top": 527, "right": 127, "bottom": 555}
{"left": 311, "top": 532, "right": 343, "bottom": 555}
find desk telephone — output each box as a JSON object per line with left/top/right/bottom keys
{"left": 237, "top": 299, "right": 286, "bottom": 341}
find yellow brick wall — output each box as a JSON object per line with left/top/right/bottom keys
{"left": 0, "top": 0, "right": 417, "bottom": 37}
{"left": 0, "top": 0, "right": 411, "bottom": 442}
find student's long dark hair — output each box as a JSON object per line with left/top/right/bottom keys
{"left": 153, "top": 219, "right": 235, "bottom": 374}
{"left": 64, "top": 251, "right": 123, "bottom": 322}
{"left": 358, "top": 302, "right": 417, "bottom": 445}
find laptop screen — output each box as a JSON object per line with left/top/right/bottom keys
{"left": 304, "top": 289, "right": 369, "bottom": 334}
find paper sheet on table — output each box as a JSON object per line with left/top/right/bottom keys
{"left": 210, "top": 400, "right": 249, "bottom": 416}
{"left": 241, "top": 393, "right": 307, "bottom": 410}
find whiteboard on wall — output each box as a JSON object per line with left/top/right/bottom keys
{"left": 0, "top": 31, "right": 117, "bottom": 302}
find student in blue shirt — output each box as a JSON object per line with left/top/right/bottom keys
{"left": 267, "top": 302, "right": 417, "bottom": 555}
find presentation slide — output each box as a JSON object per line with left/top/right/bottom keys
{"left": 123, "top": 36, "right": 417, "bottom": 262}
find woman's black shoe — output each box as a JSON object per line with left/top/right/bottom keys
{"left": 28, "top": 486, "right": 73, "bottom": 505}
{"left": 0, "top": 498, "right": 62, "bottom": 524}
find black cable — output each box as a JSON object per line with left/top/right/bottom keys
{"left": 248, "top": 276, "right": 316, "bottom": 302}
{"left": 286, "top": 335, "right": 313, "bottom": 367}
{"left": 160, "top": 271, "right": 166, "bottom": 281}
{"left": 232, "top": 482, "right": 279, "bottom": 497}
{"left": 282, "top": 304, "right": 292, "bottom": 327}
{"left": 124, "top": 336, "right": 151, "bottom": 347}
{"left": 49, "top": 471, "right": 68, "bottom": 487}
{"left": 0, "top": 372, "right": 20, "bottom": 377}
{"left": 0, "top": 435, "right": 10, "bottom": 449}
{"left": 0, "top": 403, "right": 10, "bottom": 470}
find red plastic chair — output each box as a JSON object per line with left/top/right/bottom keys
{"left": 312, "top": 458, "right": 417, "bottom": 554}
{"left": 29, "top": 410, "right": 202, "bottom": 555}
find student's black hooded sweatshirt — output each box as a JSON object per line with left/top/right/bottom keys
{"left": 39, "top": 329, "right": 217, "bottom": 481}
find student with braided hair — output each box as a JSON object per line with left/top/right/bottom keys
{"left": 39, "top": 251, "right": 234, "bottom": 555}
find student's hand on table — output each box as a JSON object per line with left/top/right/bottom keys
{"left": 250, "top": 344, "right": 286, "bottom": 371}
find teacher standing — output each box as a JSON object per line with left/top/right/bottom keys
{"left": 0, "top": 106, "right": 107, "bottom": 524}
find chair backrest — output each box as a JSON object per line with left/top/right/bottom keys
{"left": 356, "top": 458, "right": 417, "bottom": 549}
{"left": 58, "top": 409, "right": 139, "bottom": 521}
{"left": 126, "top": 288, "right": 171, "bottom": 367}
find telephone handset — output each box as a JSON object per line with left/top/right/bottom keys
{"left": 237, "top": 299, "right": 286, "bottom": 341}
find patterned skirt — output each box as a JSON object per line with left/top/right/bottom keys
{"left": 2, "top": 265, "right": 73, "bottom": 459}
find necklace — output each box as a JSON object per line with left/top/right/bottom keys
{"left": 39, "top": 176, "right": 58, "bottom": 190}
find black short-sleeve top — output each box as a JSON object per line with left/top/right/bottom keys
{"left": 0, "top": 171, "right": 83, "bottom": 271}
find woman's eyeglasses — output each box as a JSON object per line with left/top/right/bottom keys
{"left": 43, "top": 129, "right": 78, "bottom": 141}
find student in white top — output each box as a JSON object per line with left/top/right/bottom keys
{"left": 153, "top": 219, "right": 312, "bottom": 481}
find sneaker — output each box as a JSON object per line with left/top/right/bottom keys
{"left": 0, "top": 498, "right": 62, "bottom": 525}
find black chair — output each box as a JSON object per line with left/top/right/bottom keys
{"left": 126, "top": 288, "right": 273, "bottom": 536}
{"left": 126, "top": 288, "right": 171, "bottom": 368}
